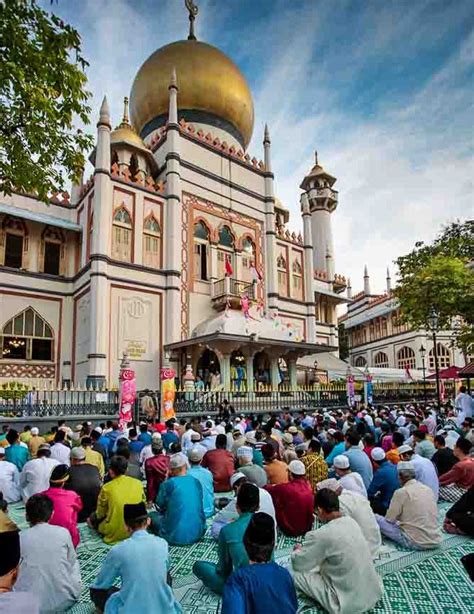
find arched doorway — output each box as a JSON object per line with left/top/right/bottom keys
{"left": 196, "top": 348, "right": 220, "bottom": 390}
{"left": 253, "top": 350, "right": 270, "bottom": 390}
{"left": 278, "top": 357, "right": 289, "bottom": 387}
{"left": 230, "top": 349, "right": 247, "bottom": 391}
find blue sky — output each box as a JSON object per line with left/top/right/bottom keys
{"left": 44, "top": 0, "right": 473, "bottom": 297}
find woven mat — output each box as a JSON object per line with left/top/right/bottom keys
{"left": 8, "top": 501, "right": 473, "bottom": 613}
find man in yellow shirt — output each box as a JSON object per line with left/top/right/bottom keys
{"left": 81, "top": 436, "right": 105, "bottom": 478}
{"left": 28, "top": 428, "right": 46, "bottom": 459}
{"left": 88, "top": 455, "right": 145, "bottom": 544}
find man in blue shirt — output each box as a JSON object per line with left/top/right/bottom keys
{"left": 161, "top": 420, "right": 179, "bottom": 452}
{"left": 367, "top": 448, "right": 400, "bottom": 515}
{"left": 5, "top": 429, "right": 29, "bottom": 471}
{"left": 128, "top": 429, "right": 145, "bottom": 455}
{"left": 222, "top": 512, "right": 297, "bottom": 614}
{"left": 343, "top": 431, "right": 373, "bottom": 490}
{"left": 187, "top": 447, "right": 215, "bottom": 517}
{"left": 137, "top": 423, "right": 152, "bottom": 446}
{"left": 150, "top": 452, "right": 205, "bottom": 545}
{"left": 90, "top": 501, "right": 181, "bottom": 613}
{"left": 324, "top": 430, "right": 346, "bottom": 466}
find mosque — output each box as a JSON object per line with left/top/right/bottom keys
{"left": 0, "top": 6, "right": 349, "bottom": 389}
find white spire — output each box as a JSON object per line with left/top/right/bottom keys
{"left": 263, "top": 123, "right": 271, "bottom": 171}
{"left": 98, "top": 96, "right": 110, "bottom": 126}
{"left": 386, "top": 266, "right": 392, "bottom": 293}
{"left": 363, "top": 265, "right": 371, "bottom": 295}
{"left": 168, "top": 68, "right": 178, "bottom": 124}
{"left": 347, "top": 277, "right": 352, "bottom": 299}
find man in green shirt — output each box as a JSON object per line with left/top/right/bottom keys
{"left": 193, "top": 482, "right": 259, "bottom": 594}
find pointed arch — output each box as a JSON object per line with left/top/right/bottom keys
{"left": 374, "top": 351, "right": 389, "bottom": 368}
{"left": 2, "top": 307, "right": 54, "bottom": 361}
{"left": 143, "top": 213, "right": 161, "bottom": 268}
{"left": 397, "top": 346, "right": 416, "bottom": 369}
{"left": 112, "top": 204, "right": 133, "bottom": 262}
{"left": 429, "top": 343, "right": 451, "bottom": 370}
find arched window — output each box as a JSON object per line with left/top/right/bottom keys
{"left": 112, "top": 206, "right": 133, "bottom": 262}
{"left": 397, "top": 346, "right": 416, "bottom": 370}
{"left": 277, "top": 253, "right": 288, "bottom": 297}
{"left": 1, "top": 217, "right": 27, "bottom": 269}
{"left": 143, "top": 215, "right": 161, "bottom": 268}
{"left": 292, "top": 259, "right": 303, "bottom": 300}
{"left": 217, "top": 225, "right": 234, "bottom": 278}
{"left": 355, "top": 356, "right": 367, "bottom": 367}
{"left": 1, "top": 308, "right": 53, "bottom": 361}
{"left": 41, "top": 226, "right": 64, "bottom": 276}
{"left": 193, "top": 221, "right": 210, "bottom": 281}
{"left": 241, "top": 237, "right": 256, "bottom": 283}
{"left": 429, "top": 343, "right": 451, "bottom": 370}
{"left": 374, "top": 351, "right": 389, "bottom": 368}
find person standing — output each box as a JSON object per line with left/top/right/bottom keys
{"left": 90, "top": 502, "right": 181, "bottom": 613}
{"left": 455, "top": 385, "right": 473, "bottom": 425}
{"left": 15, "top": 494, "right": 81, "bottom": 612}
{"left": 0, "top": 447, "right": 21, "bottom": 503}
{"left": 66, "top": 447, "right": 102, "bottom": 522}
{"left": 291, "top": 489, "right": 383, "bottom": 614}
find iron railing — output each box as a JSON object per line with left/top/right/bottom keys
{"left": 0, "top": 389, "right": 119, "bottom": 418}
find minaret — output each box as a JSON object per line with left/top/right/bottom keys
{"left": 347, "top": 277, "right": 352, "bottom": 299}
{"left": 386, "top": 267, "right": 392, "bottom": 293}
{"left": 364, "top": 265, "right": 371, "bottom": 295}
{"left": 301, "top": 192, "right": 317, "bottom": 342}
{"left": 325, "top": 246, "right": 334, "bottom": 281}
{"left": 87, "top": 96, "right": 112, "bottom": 388}
{"left": 300, "top": 151, "right": 338, "bottom": 275}
{"left": 70, "top": 168, "right": 84, "bottom": 205}
{"left": 164, "top": 68, "right": 183, "bottom": 345}
{"left": 263, "top": 124, "right": 278, "bottom": 313}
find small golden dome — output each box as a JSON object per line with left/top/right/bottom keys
{"left": 129, "top": 40, "right": 254, "bottom": 149}
{"left": 111, "top": 97, "right": 148, "bottom": 151}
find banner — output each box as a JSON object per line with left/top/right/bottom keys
{"left": 119, "top": 364, "right": 136, "bottom": 431}
{"left": 366, "top": 375, "right": 373, "bottom": 405}
{"left": 346, "top": 374, "right": 355, "bottom": 407}
{"left": 161, "top": 367, "right": 176, "bottom": 421}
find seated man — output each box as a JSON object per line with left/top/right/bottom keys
{"left": 193, "top": 482, "right": 259, "bottom": 594}
{"left": 367, "top": 448, "right": 400, "bottom": 515}
{"left": 88, "top": 455, "right": 145, "bottom": 545}
{"left": 333, "top": 455, "right": 367, "bottom": 498}
{"left": 212, "top": 472, "right": 276, "bottom": 540}
{"left": 316, "top": 478, "right": 382, "bottom": 559}
{"left": 376, "top": 461, "right": 441, "bottom": 549}
{"left": 413, "top": 429, "right": 436, "bottom": 460}
{"left": 150, "top": 452, "right": 206, "bottom": 545}
{"left": 187, "top": 446, "right": 215, "bottom": 518}
{"left": 20, "top": 443, "right": 59, "bottom": 501}
{"left": 431, "top": 435, "right": 457, "bottom": 477}
{"left": 90, "top": 502, "right": 181, "bottom": 613}
{"left": 0, "top": 530, "right": 39, "bottom": 613}
{"left": 0, "top": 492, "right": 19, "bottom": 533}
{"left": 202, "top": 433, "right": 235, "bottom": 492}
{"left": 343, "top": 431, "right": 373, "bottom": 490}
{"left": 266, "top": 460, "right": 314, "bottom": 537}
{"left": 262, "top": 443, "right": 288, "bottom": 485}
{"left": 439, "top": 437, "right": 474, "bottom": 503}
{"left": 0, "top": 447, "right": 21, "bottom": 503}
{"left": 237, "top": 446, "right": 267, "bottom": 487}
{"left": 81, "top": 436, "right": 105, "bottom": 479}
{"left": 222, "top": 512, "right": 298, "bottom": 614}
{"left": 27, "top": 427, "right": 45, "bottom": 459}
{"left": 443, "top": 486, "right": 474, "bottom": 537}
{"left": 40, "top": 464, "right": 82, "bottom": 548}
{"left": 301, "top": 439, "right": 328, "bottom": 492}
{"left": 15, "top": 494, "right": 82, "bottom": 612}
{"left": 66, "top": 447, "right": 102, "bottom": 522}
{"left": 291, "top": 489, "right": 383, "bottom": 614}
{"left": 4, "top": 429, "right": 29, "bottom": 471}
{"left": 398, "top": 444, "right": 439, "bottom": 501}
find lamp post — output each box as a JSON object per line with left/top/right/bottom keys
{"left": 428, "top": 306, "right": 441, "bottom": 410}
{"left": 419, "top": 344, "right": 427, "bottom": 405}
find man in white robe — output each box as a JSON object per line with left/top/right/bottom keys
{"left": 0, "top": 447, "right": 21, "bottom": 503}
{"left": 19, "top": 444, "right": 59, "bottom": 501}
{"left": 291, "top": 488, "right": 383, "bottom": 614}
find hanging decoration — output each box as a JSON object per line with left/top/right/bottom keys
{"left": 225, "top": 254, "right": 233, "bottom": 277}
{"left": 161, "top": 367, "right": 176, "bottom": 421}
{"left": 119, "top": 354, "right": 136, "bottom": 431}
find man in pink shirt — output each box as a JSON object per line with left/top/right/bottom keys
{"left": 439, "top": 437, "right": 474, "bottom": 503}
{"left": 40, "top": 464, "right": 82, "bottom": 548}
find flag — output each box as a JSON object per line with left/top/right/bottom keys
{"left": 225, "top": 255, "right": 233, "bottom": 276}
{"left": 250, "top": 262, "right": 263, "bottom": 283}
{"left": 405, "top": 367, "right": 414, "bottom": 381}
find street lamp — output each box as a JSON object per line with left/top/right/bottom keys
{"left": 428, "top": 306, "right": 442, "bottom": 410}
{"left": 419, "top": 344, "right": 427, "bottom": 404}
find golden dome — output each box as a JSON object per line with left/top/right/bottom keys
{"left": 129, "top": 40, "right": 254, "bottom": 149}
{"left": 110, "top": 97, "right": 148, "bottom": 151}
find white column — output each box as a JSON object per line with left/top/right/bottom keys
{"left": 221, "top": 353, "right": 231, "bottom": 390}
{"left": 310, "top": 208, "right": 333, "bottom": 273}
{"left": 288, "top": 358, "right": 297, "bottom": 390}
{"left": 270, "top": 357, "right": 280, "bottom": 389}
{"left": 301, "top": 194, "right": 317, "bottom": 342}
{"left": 263, "top": 125, "right": 278, "bottom": 313}
{"left": 245, "top": 354, "right": 254, "bottom": 391}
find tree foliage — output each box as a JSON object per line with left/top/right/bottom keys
{"left": 394, "top": 220, "right": 474, "bottom": 355}
{"left": 0, "top": 0, "right": 93, "bottom": 202}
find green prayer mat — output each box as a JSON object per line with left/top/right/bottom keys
{"left": 8, "top": 501, "right": 473, "bottom": 613}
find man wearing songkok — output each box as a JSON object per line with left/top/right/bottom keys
{"left": 222, "top": 512, "right": 298, "bottom": 614}
{"left": 439, "top": 437, "right": 474, "bottom": 502}
{"left": 202, "top": 433, "right": 235, "bottom": 492}
{"left": 291, "top": 488, "right": 383, "bottom": 614}
{"left": 375, "top": 461, "right": 441, "bottom": 549}
{"left": 0, "top": 446, "right": 21, "bottom": 503}
{"left": 19, "top": 443, "right": 59, "bottom": 501}
{"left": 16, "top": 494, "right": 81, "bottom": 612}
{"left": 188, "top": 446, "right": 215, "bottom": 517}
{"left": 367, "top": 447, "right": 399, "bottom": 515}
{"left": 40, "top": 463, "right": 82, "bottom": 548}
{"left": 89, "top": 455, "right": 146, "bottom": 545}
{"left": 150, "top": 452, "right": 206, "bottom": 545}
{"left": 193, "top": 483, "right": 259, "bottom": 594}
{"left": 212, "top": 472, "right": 276, "bottom": 539}
{"left": 343, "top": 431, "right": 373, "bottom": 490}
{"left": 333, "top": 455, "right": 367, "bottom": 498}
{"left": 90, "top": 502, "right": 181, "bottom": 613}
{"left": 316, "top": 478, "right": 381, "bottom": 559}
{"left": 0, "top": 530, "right": 39, "bottom": 613}
{"left": 398, "top": 444, "right": 439, "bottom": 500}
{"left": 66, "top": 446, "right": 102, "bottom": 522}
{"left": 302, "top": 438, "right": 328, "bottom": 492}
{"left": 28, "top": 427, "right": 46, "bottom": 458}
{"left": 262, "top": 443, "right": 288, "bottom": 485}
{"left": 265, "top": 460, "right": 314, "bottom": 536}
{"left": 237, "top": 445, "right": 267, "bottom": 487}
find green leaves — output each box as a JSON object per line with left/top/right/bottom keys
{"left": 0, "top": 0, "right": 93, "bottom": 202}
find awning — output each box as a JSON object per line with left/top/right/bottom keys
{"left": 343, "top": 297, "right": 398, "bottom": 328}
{"left": 0, "top": 203, "right": 82, "bottom": 232}
{"left": 459, "top": 362, "right": 474, "bottom": 377}
{"left": 297, "top": 353, "right": 365, "bottom": 380}
{"left": 314, "top": 285, "right": 350, "bottom": 303}
{"left": 426, "top": 366, "right": 462, "bottom": 380}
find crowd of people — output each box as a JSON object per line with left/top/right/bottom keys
{"left": 0, "top": 395, "right": 473, "bottom": 613}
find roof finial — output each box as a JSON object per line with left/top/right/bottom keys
{"left": 185, "top": 0, "right": 199, "bottom": 40}
{"left": 315, "top": 150, "right": 318, "bottom": 165}
{"left": 122, "top": 97, "right": 129, "bottom": 124}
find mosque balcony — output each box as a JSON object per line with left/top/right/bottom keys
{"left": 307, "top": 187, "right": 338, "bottom": 211}
{"left": 333, "top": 274, "right": 347, "bottom": 293}
{"left": 211, "top": 277, "right": 256, "bottom": 311}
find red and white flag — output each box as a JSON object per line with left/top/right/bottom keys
{"left": 225, "top": 255, "right": 233, "bottom": 277}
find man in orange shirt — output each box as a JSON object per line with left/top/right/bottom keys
{"left": 262, "top": 444, "right": 288, "bottom": 485}
{"left": 385, "top": 432, "right": 403, "bottom": 465}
